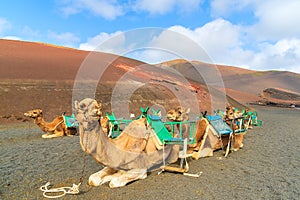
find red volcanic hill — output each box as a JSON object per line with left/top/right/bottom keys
{"left": 0, "top": 39, "right": 299, "bottom": 123}
{"left": 0, "top": 40, "right": 87, "bottom": 80}
{"left": 0, "top": 39, "right": 149, "bottom": 123}
{"left": 159, "top": 59, "right": 300, "bottom": 107}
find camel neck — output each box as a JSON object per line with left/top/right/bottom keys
{"left": 34, "top": 116, "right": 48, "bottom": 132}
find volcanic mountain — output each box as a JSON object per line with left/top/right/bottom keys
{"left": 158, "top": 59, "right": 300, "bottom": 107}
{"left": 0, "top": 39, "right": 299, "bottom": 123}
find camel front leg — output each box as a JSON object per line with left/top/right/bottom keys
{"left": 109, "top": 168, "right": 147, "bottom": 188}
{"left": 41, "top": 130, "right": 64, "bottom": 138}
{"left": 88, "top": 167, "right": 118, "bottom": 186}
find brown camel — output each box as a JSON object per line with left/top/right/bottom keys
{"left": 166, "top": 107, "right": 244, "bottom": 159}
{"left": 24, "top": 109, "right": 77, "bottom": 138}
{"left": 74, "top": 98, "right": 179, "bottom": 188}
{"left": 166, "top": 107, "right": 210, "bottom": 152}
{"left": 99, "top": 116, "right": 122, "bottom": 137}
{"left": 224, "top": 104, "right": 245, "bottom": 150}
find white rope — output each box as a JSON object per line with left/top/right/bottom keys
{"left": 157, "top": 143, "right": 166, "bottom": 175}
{"left": 183, "top": 171, "right": 203, "bottom": 178}
{"left": 40, "top": 182, "right": 81, "bottom": 199}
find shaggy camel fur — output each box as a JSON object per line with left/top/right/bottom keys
{"left": 74, "top": 98, "right": 179, "bottom": 188}
{"left": 24, "top": 109, "right": 77, "bottom": 138}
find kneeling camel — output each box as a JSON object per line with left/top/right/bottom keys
{"left": 24, "top": 109, "right": 77, "bottom": 138}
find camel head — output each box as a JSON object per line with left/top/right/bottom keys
{"left": 74, "top": 98, "right": 102, "bottom": 122}
{"left": 225, "top": 105, "right": 235, "bottom": 120}
{"left": 167, "top": 106, "right": 190, "bottom": 121}
{"left": 24, "top": 109, "right": 43, "bottom": 119}
{"left": 226, "top": 105, "right": 243, "bottom": 120}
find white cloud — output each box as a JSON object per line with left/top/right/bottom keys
{"left": 127, "top": 49, "right": 176, "bottom": 64}
{"left": 2, "top": 36, "right": 21, "bottom": 41}
{"left": 133, "top": 0, "right": 176, "bottom": 14}
{"left": 210, "top": 0, "right": 255, "bottom": 17}
{"left": 0, "top": 18, "right": 11, "bottom": 34}
{"left": 251, "top": 0, "right": 300, "bottom": 40}
{"left": 169, "top": 22, "right": 300, "bottom": 73}
{"left": 150, "top": 19, "right": 242, "bottom": 64}
{"left": 252, "top": 38, "right": 300, "bottom": 72}
{"left": 133, "top": 0, "right": 202, "bottom": 15}
{"left": 75, "top": 0, "right": 300, "bottom": 74}
{"left": 78, "top": 20, "right": 300, "bottom": 74}
{"left": 79, "top": 31, "right": 124, "bottom": 52}
{"left": 47, "top": 31, "right": 80, "bottom": 47}
{"left": 59, "top": 0, "right": 123, "bottom": 20}
{"left": 211, "top": 0, "right": 300, "bottom": 41}
{"left": 147, "top": 21, "right": 300, "bottom": 73}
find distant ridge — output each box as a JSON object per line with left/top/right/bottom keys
{"left": 158, "top": 59, "right": 300, "bottom": 106}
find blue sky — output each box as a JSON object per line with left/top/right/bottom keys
{"left": 1, "top": 0, "right": 300, "bottom": 73}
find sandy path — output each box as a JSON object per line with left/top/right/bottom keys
{"left": 0, "top": 106, "right": 299, "bottom": 199}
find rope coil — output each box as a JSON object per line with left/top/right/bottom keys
{"left": 40, "top": 182, "right": 81, "bottom": 199}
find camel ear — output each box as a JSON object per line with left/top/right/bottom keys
{"left": 93, "top": 100, "right": 99, "bottom": 107}
{"left": 176, "top": 106, "right": 183, "bottom": 111}
{"left": 74, "top": 101, "right": 79, "bottom": 110}
{"left": 176, "top": 106, "right": 183, "bottom": 115}
{"left": 95, "top": 101, "right": 102, "bottom": 109}
{"left": 186, "top": 108, "right": 190, "bottom": 114}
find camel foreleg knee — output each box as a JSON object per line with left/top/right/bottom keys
{"left": 109, "top": 168, "right": 147, "bottom": 188}
{"left": 42, "top": 130, "right": 64, "bottom": 138}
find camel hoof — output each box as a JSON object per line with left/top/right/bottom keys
{"left": 208, "top": 151, "right": 214, "bottom": 157}
{"left": 42, "top": 134, "right": 50, "bottom": 138}
{"left": 108, "top": 169, "right": 147, "bottom": 188}
{"left": 89, "top": 174, "right": 102, "bottom": 187}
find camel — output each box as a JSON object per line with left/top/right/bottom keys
{"left": 166, "top": 107, "right": 211, "bottom": 152}
{"left": 74, "top": 98, "right": 179, "bottom": 188}
{"left": 224, "top": 105, "right": 241, "bottom": 129}
{"left": 223, "top": 104, "right": 246, "bottom": 150}
{"left": 166, "top": 106, "right": 244, "bottom": 159}
{"left": 166, "top": 106, "right": 190, "bottom": 139}
{"left": 224, "top": 104, "right": 252, "bottom": 130}
{"left": 99, "top": 115, "right": 123, "bottom": 137}
{"left": 24, "top": 109, "right": 77, "bottom": 138}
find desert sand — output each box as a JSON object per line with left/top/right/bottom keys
{"left": 0, "top": 105, "right": 299, "bottom": 199}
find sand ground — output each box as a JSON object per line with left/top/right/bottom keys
{"left": 0, "top": 106, "right": 299, "bottom": 200}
